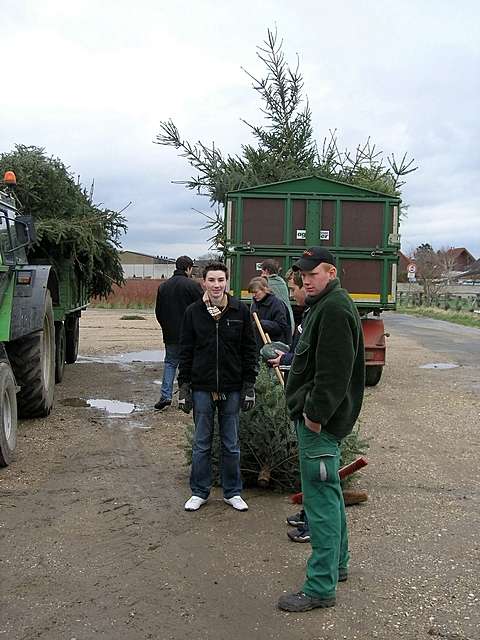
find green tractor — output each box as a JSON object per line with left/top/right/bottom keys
{"left": 0, "top": 172, "right": 87, "bottom": 466}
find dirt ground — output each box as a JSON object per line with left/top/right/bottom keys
{"left": 1, "top": 309, "right": 479, "bottom": 640}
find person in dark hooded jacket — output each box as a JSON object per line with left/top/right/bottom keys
{"left": 248, "top": 276, "right": 291, "bottom": 353}
{"left": 154, "top": 255, "right": 203, "bottom": 410}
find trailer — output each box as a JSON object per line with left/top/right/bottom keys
{"left": 0, "top": 172, "right": 88, "bottom": 466}
{"left": 224, "top": 175, "right": 401, "bottom": 386}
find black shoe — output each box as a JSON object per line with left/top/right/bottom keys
{"left": 287, "top": 525, "right": 310, "bottom": 543}
{"left": 286, "top": 509, "right": 306, "bottom": 527}
{"left": 278, "top": 591, "right": 336, "bottom": 612}
{"left": 338, "top": 568, "right": 348, "bottom": 582}
{"left": 154, "top": 399, "right": 171, "bottom": 410}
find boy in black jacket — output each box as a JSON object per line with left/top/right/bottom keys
{"left": 154, "top": 256, "right": 203, "bottom": 410}
{"left": 178, "top": 262, "right": 257, "bottom": 512}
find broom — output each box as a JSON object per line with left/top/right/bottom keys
{"left": 291, "top": 456, "right": 368, "bottom": 504}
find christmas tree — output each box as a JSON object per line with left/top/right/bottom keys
{"left": 185, "top": 364, "right": 369, "bottom": 492}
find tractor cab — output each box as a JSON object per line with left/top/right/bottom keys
{"left": 0, "top": 172, "right": 36, "bottom": 267}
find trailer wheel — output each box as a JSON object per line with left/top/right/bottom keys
{"left": 0, "top": 363, "right": 17, "bottom": 467}
{"left": 65, "top": 314, "right": 79, "bottom": 364}
{"left": 55, "top": 321, "right": 66, "bottom": 384}
{"left": 6, "top": 291, "right": 55, "bottom": 418}
{"left": 365, "top": 365, "right": 382, "bottom": 387}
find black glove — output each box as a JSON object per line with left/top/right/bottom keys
{"left": 241, "top": 383, "right": 255, "bottom": 412}
{"left": 178, "top": 383, "right": 193, "bottom": 414}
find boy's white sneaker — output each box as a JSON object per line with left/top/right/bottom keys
{"left": 224, "top": 495, "right": 248, "bottom": 511}
{"left": 184, "top": 496, "right": 208, "bottom": 511}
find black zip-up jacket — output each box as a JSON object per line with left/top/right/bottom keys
{"left": 155, "top": 270, "right": 203, "bottom": 344}
{"left": 178, "top": 295, "right": 257, "bottom": 392}
{"left": 250, "top": 293, "right": 291, "bottom": 352}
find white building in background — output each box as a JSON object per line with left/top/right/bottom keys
{"left": 119, "top": 251, "right": 175, "bottom": 279}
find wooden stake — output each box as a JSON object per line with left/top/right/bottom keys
{"left": 252, "top": 311, "right": 284, "bottom": 387}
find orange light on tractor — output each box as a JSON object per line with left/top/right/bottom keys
{"left": 3, "top": 171, "right": 17, "bottom": 185}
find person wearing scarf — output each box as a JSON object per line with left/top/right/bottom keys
{"left": 178, "top": 262, "right": 257, "bottom": 512}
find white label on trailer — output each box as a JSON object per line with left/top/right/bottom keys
{"left": 255, "top": 263, "right": 263, "bottom": 271}
{"left": 391, "top": 263, "right": 397, "bottom": 302}
{"left": 320, "top": 230, "right": 330, "bottom": 240}
{"left": 296, "top": 229, "right": 306, "bottom": 240}
{"left": 226, "top": 200, "right": 232, "bottom": 239}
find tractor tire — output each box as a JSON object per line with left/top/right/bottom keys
{"left": 55, "top": 321, "right": 66, "bottom": 384}
{"left": 365, "top": 365, "right": 383, "bottom": 387}
{"left": 6, "top": 291, "right": 55, "bottom": 418}
{"left": 65, "top": 314, "right": 79, "bottom": 364}
{"left": 0, "top": 363, "right": 17, "bottom": 467}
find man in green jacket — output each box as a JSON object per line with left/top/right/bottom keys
{"left": 278, "top": 247, "right": 365, "bottom": 613}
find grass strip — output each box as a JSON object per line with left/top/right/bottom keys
{"left": 397, "top": 306, "right": 480, "bottom": 328}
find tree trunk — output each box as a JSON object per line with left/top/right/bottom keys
{"left": 258, "top": 466, "right": 271, "bottom": 487}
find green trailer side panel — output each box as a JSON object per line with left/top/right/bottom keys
{"left": 225, "top": 175, "right": 401, "bottom": 313}
{"left": 0, "top": 275, "right": 14, "bottom": 342}
{"left": 52, "top": 260, "right": 89, "bottom": 322}
{"left": 306, "top": 200, "right": 320, "bottom": 246}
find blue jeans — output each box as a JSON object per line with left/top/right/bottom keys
{"left": 160, "top": 344, "right": 180, "bottom": 402}
{"left": 190, "top": 390, "right": 242, "bottom": 499}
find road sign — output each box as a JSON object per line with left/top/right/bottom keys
{"left": 407, "top": 263, "right": 416, "bottom": 274}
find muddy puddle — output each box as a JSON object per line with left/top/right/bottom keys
{"left": 61, "top": 397, "right": 135, "bottom": 415}
{"left": 77, "top": 350, "right": 165, "bottom": 365}
{"left": 419, "top": 362, "right": 459, "bottom": 370}
{"left": 59, "top": 396, "right": 151, "bottom": 430}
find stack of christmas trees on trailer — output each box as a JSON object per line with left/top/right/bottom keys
{"left": 0, "top": 145, "right": 126, "bottom": 298}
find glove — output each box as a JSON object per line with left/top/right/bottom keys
{"left": 178, "top": 383, "right": 193, "bottom": 414}
{"left": 241, "top": 383, "right": 255, "bottom": 412}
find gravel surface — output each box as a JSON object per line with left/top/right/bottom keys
{"left": 1, "top": 309, "right": 478, "bottom": 640}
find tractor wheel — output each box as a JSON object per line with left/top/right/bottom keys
{"left": 365, "top": 365, "right": 383, "bottom": 387}
{"left": 55, "top": 321, "right": 66, "bottom": 384}
{"left": 6, "top": 291, "right": 55, "bottom": 418}
{"left": 0, "top": 363, "right": 17, "bottom": 467}
{"left": 65, "top": 314, "right": 79, "bottom": 364}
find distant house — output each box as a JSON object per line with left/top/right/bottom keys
{"left": 446, "top": 247, "right": 476, "bottom": 272}
{"left": 119, "top": 251, "right": 175, "bottom": 279}
{"left": 397, "top": 250, "right": 413, "bottom": 282}
{"left": 457, "top": 258, "right": 480, "bottom": 282}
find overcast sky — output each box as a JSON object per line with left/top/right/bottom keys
{"left": 1, "top": 0, "right": 479, "bottom": 259}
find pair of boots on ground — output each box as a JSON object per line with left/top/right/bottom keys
{"left": 278, "top": 507, "right": 348, "bottom": 612}
{"left": 286, "top": 507, "right": 311, "bottom": 542}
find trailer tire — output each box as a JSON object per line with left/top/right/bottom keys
{"left": 65, "top": 314, "right": 79, "bottom": 364}
{"left": 365, "top": 365, "right": 382, "bottom": 387}
{"left": 55, "top": 321, "right": 66, "bottom": 384}
{"left": 6, "top": 291, "right": 55, "bottom": 418}
{"left": 0, "top": 363, "right": 17, "bottom": 467}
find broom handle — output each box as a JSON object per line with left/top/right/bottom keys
{"left": 291, "top": 456, "right": 368, "bottom": 504}
{"left": 338, "top": 456, "right": 368, "bottom": 479}
{"left": 252, "top": 312, "right": 285, "bottom": 387}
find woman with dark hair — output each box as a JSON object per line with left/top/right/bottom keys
{"left": 248, "top": 276, "right": 291, "bottom": 353}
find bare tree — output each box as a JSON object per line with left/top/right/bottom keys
{"left": 413, "top": 244, "right": 445, "bottom": 303}
{"left": 437, "top": 247, "right": 459, "bottom": 284}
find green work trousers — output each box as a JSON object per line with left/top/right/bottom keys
{"left": 296, "top": 419, "right": 349, "bottom": 599}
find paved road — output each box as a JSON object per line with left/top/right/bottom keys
{"left": 384, "top": 312, "right": 480, "bottom": 368}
